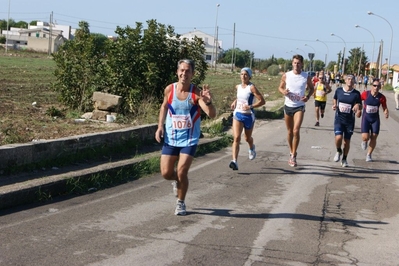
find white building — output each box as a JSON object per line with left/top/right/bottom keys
{"left": 391, "top": 64, "right": 399, "bottom": 88}
{"left": 1, "top": 21, "right": 75, "bottom": 53}
{"left": 180, "top": 29, "right": 222, "bottom": 65}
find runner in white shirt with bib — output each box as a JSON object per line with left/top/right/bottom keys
{"left": 229, "top": 67, "right": 265, "bottom": 170}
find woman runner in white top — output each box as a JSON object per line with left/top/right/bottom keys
{"left": 229, "top": 67, "right": 265, "bottom": 170}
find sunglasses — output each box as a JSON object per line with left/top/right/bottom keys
{"left": 372, "top": 84, "right": 380, "bottom": 87}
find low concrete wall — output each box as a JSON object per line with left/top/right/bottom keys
{"left": 0, "top": 124, "right": 158, "bottom": 173}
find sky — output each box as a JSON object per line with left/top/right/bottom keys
{"left": 1, "top": 0, "right": 398, "bottom": 66}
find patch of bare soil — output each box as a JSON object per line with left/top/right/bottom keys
{"left": 0, "top": 50, "right": 143, "bottom": 146}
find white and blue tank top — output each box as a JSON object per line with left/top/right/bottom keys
{"left": 164, "top": 83, "right": 201, "bottom": 147}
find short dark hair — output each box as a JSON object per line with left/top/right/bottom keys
{"left": 292, "top": 54, "right": 304, "bottom": 63}
{"left": 177, "top": 59, "right": 195, "bottom": 72}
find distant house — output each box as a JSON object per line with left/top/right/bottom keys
{"left": 18, "top": 27, "right": 66, "bottom": 53}
{"left": 1, "top": 21, "right": 75, "bottom": 53}
{"left": 391, "top": 64, "right": 399, "bottom": 88}
{"left": 179, "top": 29, "right": 222, "bottom": 65}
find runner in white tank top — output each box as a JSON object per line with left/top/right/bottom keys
{"left": 229, "top": 67, "right": 265, "bottom": 171}
{"left": 278, "top": 54, "right": 314, "bottom": 167}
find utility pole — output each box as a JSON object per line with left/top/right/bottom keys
{"left": 230, "top": 23, "right": 235, "bottom": 72}
{"left": 48, "top": 11, "right": 53, "bottom": 55}
{"left": 215, "top": 26, "right": 219, "bottom": 71}
{"left": 212, "top": 4, "right": 220, "bottom": 71}
{"left": 5, "top": 0, "right": 11, "bottom": 53}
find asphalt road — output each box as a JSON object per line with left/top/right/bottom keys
{"left": 1, "top": 86, "right": 399, "bottom": 265}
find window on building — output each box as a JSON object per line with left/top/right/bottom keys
{"left": 206, "top": 55, "right": 211, "bottom": 61}
{"left": 43, "top": 34, "right": 46, "bottom": 38}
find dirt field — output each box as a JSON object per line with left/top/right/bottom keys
{"left": 0, "top": 50, "right": 135, "bottom": 146}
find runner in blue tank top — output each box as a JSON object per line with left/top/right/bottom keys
{"left": 332, "top": 75, "right": 362, "bottom": 167}
{"left": 155, "top": 59, "right": 216, "bottom": 216}
{"left": 360, "top": 78, "right": 389, "bottom": 162}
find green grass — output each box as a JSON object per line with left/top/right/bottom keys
{"left": 204, "top": 70, "right": 282, "bottom": 113}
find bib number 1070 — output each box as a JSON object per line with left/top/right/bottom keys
{"left": 172, "top": 115, "right": 193, "bottom": 130}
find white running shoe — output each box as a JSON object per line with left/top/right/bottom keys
{"left": 366, "top": 154, "right": 372, "bottom": 162}
{"left": 361, "top": 141, "right": 368, "bottom": 150}
{"left": 174, "top": 200, "right": 186, "bottom": 216}
{"left": 249, "top": 145, "right": 256, "bottom": 160}
{"left": 341, "top": 159, "right": 348, "bottom": 167}
{"left": 334, "top": 151, "right": 342, "bottom": 162}
{"left": 172, "top": 181, "right": 178, "bottom": 197}
{"left": 288, "top": 155, "right": 297, "bottom": 167}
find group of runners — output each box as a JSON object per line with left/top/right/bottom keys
{"left": 318, "top": 71, "right": 382, "bottom": 93}
{"left": 154, "top": 57, "right": 390, "bottom": 216}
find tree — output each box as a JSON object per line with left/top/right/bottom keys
{"left": 313, "top": 60, "right": 325, "bottom": 71}
{"left": 218, "top": 48, "right": 253, "bottom": 69}
{"left": 327, "top": 61, "right": 337, "bottom": 72}
{"left": 52, "top": 19, "right": 208, "bottom": 114}
{"left": 53, "top": 21, "right": 109, "bottom": 111}
{"left": 267, "top": 65, "right": 280, "bottom": 76}
{"left": 0, "top": 19, "right": 7, "bottom": 31}
{"left": 346, "top": 47, "right": 368, "bottom": 75}
{"left": 14, "top": 21, "right": 28, "bottom": 29}
{"left": 0, "top": 18, "right": 15, "bottom": 30}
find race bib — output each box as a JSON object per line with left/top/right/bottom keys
{"left": 366, "top": 105, "right": 378, "bottom": 114}
{"left": 316, "top": 90, "right": 325, "bottom": 97}
{"left": 171, "top": 114, "right": 192, "bottom": 130}
{"left": 236, "top": 99, "right": 248, "bottom": 111}
{"left": 338, "top": 102, "right": 352, "bottom": 113}
{"left": 287, "top": 92, "right": 301, "bottom": 102}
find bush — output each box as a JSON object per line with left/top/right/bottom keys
{"left": 383, "top": 83, "right": 393, "bottom": 91}
{"left": 52, "top": 20, "right": 208, "bottom": 115}
{"left": 267, "top": 64, "right": 280, "bottom": 76}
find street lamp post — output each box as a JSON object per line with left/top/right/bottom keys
{"left": 5, "top": 0, "right": 11, "bottom": 53}
{"left": 331, "top": 33, "right": 347, "bottom": 74}
{"left": 316, "top": 39, "right": 329, "bottom": 69}
{"left": 212, "top": 3, "right": 220, "bottom": 71}
{"left": 367, "top": 11, "right": 393, "bottom": 84}
{"left": 296, "top": 47, "right": 306, "bottom": 55}
{"left": 355, "top": 24, "right": 375, "bottom": 76}
{"left": 304, "top": 43, "right": 316, "bottom": 53}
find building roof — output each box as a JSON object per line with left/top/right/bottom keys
{"left": 19, "top": 27, "right": 63, "bottom": 37}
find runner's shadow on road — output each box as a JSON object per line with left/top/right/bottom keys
{"left": 190, "top": 209, "right": 388, "bottom": 229}
{"left": 303, "top": 126, "right": 333, "bottom": 132}
{"left": 248, "top": 163, "right": 399, "bottom": 179}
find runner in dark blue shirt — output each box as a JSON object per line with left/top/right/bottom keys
{"left": 360, "top": 78, "right": 389, "bottom": 162}
{"left": 332, "top": 75, "right": 362, "bottom": 167}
